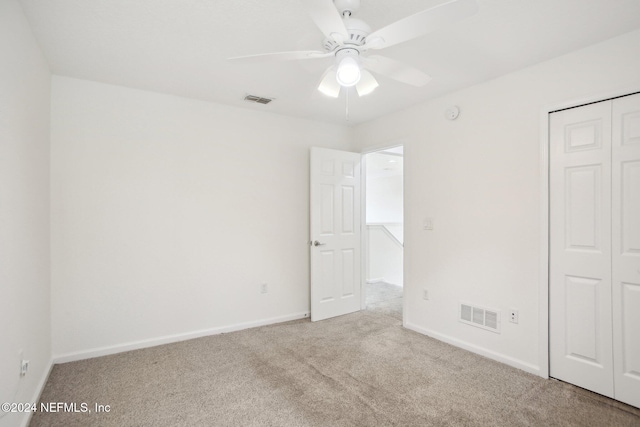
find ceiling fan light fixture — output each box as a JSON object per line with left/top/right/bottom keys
{"left": 231, "top": 0, "right": 476, "bottom": 100}
{"left": 336, "top": 56, "right": 361, "bottom": 87}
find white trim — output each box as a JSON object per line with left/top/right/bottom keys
{"left": 377, "top": 151, "right": 403, "bottom": 157}
{"left": 405, "top": 321, "right": 540, "bottom": 376}
{"left": 402, "top": 143, "right": 407, "bottom": 328}
{"left": 538, "top": 85, "right": 640, "bottom": 380}
{"left": 359, "top": 139, "right": 407, "bottom": 155}
{"left": 360, "top": 153, "right": 368, "bottom": 311}
{"left": 366, "top": 278, "right": 385, "bottom": 284}
{"left": 545, "top": 88, "right": 640, "bottom": 114}
{"left": 21, "top": 358, "right": 53, "bottom": 427}
{"left": 53, "top": 312, "right": 310, "bottom": 364}
{"left": 538, "top": 107, "right": 550, "bottom": 380}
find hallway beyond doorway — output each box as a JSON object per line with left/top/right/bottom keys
{"left": 365, "top": 281, "right": 402, "bottom": 321}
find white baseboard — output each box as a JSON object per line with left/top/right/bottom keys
{"left": 53, "top": 312, "right": 310, "bottom": 364}
{"left": 366, "top": 278, "right": 385, "bottom": 284}
{"left": 404, "top": 321, "right": 540, "bottom": 376}
{"left": 21, "top": 358, "right": 53, "bottom": 427}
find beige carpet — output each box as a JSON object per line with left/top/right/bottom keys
{"left": 31, "top": 311, "right": 640, "bottom": 427}
{"left": 365, "top": 281, "right": 403, "bottom": 321}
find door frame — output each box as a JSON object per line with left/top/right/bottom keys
{"left": 359, "top": 140, "right": 407, "bottom": 325}
{"left": 539, "top": 86, "right": 640, "bottom": 379}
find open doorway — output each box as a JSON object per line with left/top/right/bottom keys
{"left": 364, "top": 146, "right": 403, "bottom": 321}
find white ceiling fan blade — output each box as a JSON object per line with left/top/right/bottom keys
{"left": 300, "top": 0, "right": 348, "bottom": 42}
{"left": 356, "top": 70, "right": 379, "bottom": 96}
{"left": 363, "top": 55, "right": 431, "bottom": 87}
{"left": 318, "top": 67, "right": 340, "bottom": 98}
{"left": 365, "top": 0, "right": 478, "bottom": 50}
{"left": 228, "top": 50, "right": 333, "bottom": 63}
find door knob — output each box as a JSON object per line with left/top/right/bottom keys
{"left": 313, "top": 240, "right": 326, "bottom": 247}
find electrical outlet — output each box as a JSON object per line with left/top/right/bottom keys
{"left": 260, "top": 283, "right": 268, "bottom": 294}
{"left": 509, "top": 309, "right": 519, "bottom": 324}
{"left": 423, "top": 289, "right": 429, "bottom": 300}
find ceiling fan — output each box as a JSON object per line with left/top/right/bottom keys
{"left": 229, "top": 0, "right": 478, "bottom": 98}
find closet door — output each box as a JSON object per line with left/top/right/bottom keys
{"left": 612, "top": 93, "right": 640, "bottom": 408}
{"left": 549, "top": 101, "right": 614, "bottom": 398}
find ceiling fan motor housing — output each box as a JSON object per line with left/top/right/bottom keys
{"left": 322, "top": 16, "right": 371, "bottom": 51}
{"left": 343, "top": 17, "right": 370, "bottom": 45}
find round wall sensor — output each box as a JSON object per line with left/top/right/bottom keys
{"left": 445, "top": 106, "right": 460, "bottom": 120}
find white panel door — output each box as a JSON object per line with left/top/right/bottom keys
{"left": 550, "top": 101, "right": 614, "bottom": 397}
{"left": 310, "top": 147, "right": 361, "bottom": 322}
{"left": 612, "top": 93, "right": 640, "bottom": 408}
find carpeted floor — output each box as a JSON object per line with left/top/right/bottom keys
{"left": 30, "top": 310, "right": 640, "bottom": 427}
{"left": 365, "top": 281, "right": 403, "bottom": 321}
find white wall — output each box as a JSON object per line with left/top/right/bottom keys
{"left": 365, "top": 155, "right": 403, "bottom": 224}
{"left": 51, "top": 76, "right": 351, "bottom": 359}
{"left": 0, "top": 1, "right": 51, "bottom": 426}
{"left": 367, "top": 226, "right": 403, "bottom": 286}
{"left": 352, "top": 29, "right": 640, "bottom": 374}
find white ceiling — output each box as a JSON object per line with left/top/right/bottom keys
{"left": 19, "top": 0, "right": 640, "bottom": 125}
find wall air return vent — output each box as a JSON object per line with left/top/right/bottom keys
{"left": 459, "top": 302, "right": 501, "bottom": 333}
{"left": 244, "top": 95, "right": 274, "bottom": 105}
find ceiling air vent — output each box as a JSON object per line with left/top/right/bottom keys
{"left": 459, "top": 302, "right": 501, "bottom": 333}
{"left": 244, "top": 95, "right": 274, "bottom": 105}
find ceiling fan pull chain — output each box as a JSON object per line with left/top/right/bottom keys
{"left": 345, "top": 88, "right": 350, "bottom": 122}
